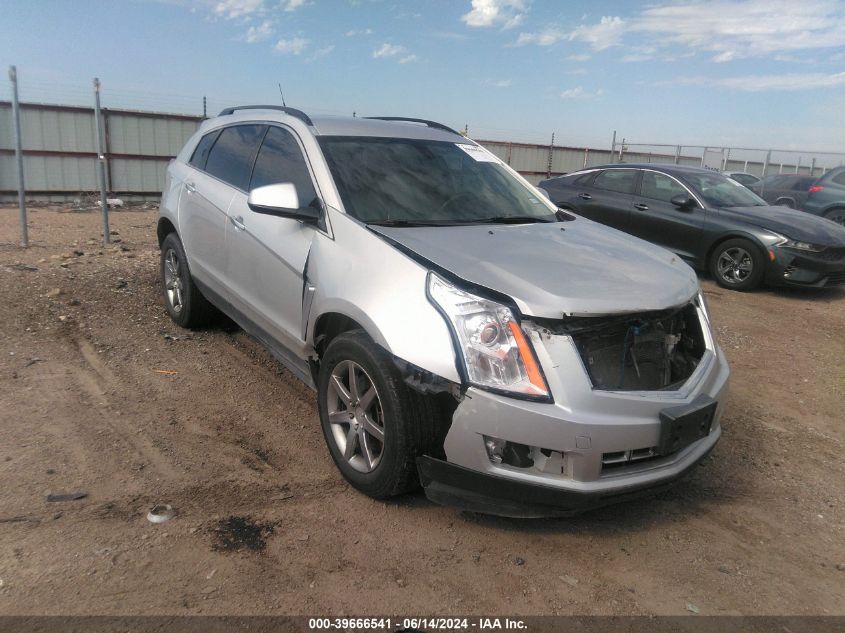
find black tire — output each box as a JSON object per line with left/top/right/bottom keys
{"left": 160, "top": 232, "right": 216, "bottom": 328}
{"left": 709, "top": 238, "right": 766, "bottom": 291}
{"left": 317, "top": 330, "right": 441, "bottom": 499}
{"left": 823, "top": 207, "right": 845, "bottom": 226}
{"left": 774, "top": 197, "right": 795, "bottom": 209}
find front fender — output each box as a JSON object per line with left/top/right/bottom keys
{"left": 306, "top": 210, "right": 462, "bottom": 384}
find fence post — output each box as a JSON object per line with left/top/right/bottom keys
{"left": 722, "top": 147, "right": 730, "bottom": 171}
{"left": 810, "top": 157, "right": 816, "bottom": 176}
{"left": 93, "top": 78, "right": 110, "bottom": 245}
{"left": 795, "top": 157, "right": 801, "bottom": 174}
{"left": 583, "top": 147, "right": 589, "bottom": 168}
{"left": 546, "top": 133, "right": 554, "bottom": 179}
{"left": 674, "top": 145, "right": 681, "bottom": 165}
{"left": 9, "top": 66, "right": 28, "bottom": 247}
{"left": 610, "top": 131, "right": 616, "bottom": 163}
{"left": 760, "top": 150, "right": 772, "bottom": 196}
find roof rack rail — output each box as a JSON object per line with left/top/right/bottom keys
{"left": 217, "top": 105, "right": 313, "bottom": 126}
{"left": 363, "top": 116, "right": 460, "bottom": 136}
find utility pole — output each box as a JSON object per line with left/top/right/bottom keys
{"left": 610, "top": 130, "right": 617, "bottom": 163}
{"left": 93, "top": 78, "right": 110, "bottom": 245}
{"left": 9, "top": 66, "right": 27, "bottom": 247}
{"left": 203, "top": 96, "right": 207, "bottom": 119}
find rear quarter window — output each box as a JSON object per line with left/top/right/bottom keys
{"left": 188, "top": 130, "right": 221, "bottom": 170}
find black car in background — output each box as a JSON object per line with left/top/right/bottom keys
{"left": 751, "top": 174, "right": 817, "bottom": 209}
{"left": 803, "top": 165, "right": 845, "bottom": 226}
{"left": 538, "top": 164, "right": 845, "bottom": 291}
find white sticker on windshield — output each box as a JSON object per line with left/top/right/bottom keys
{"left": 456, "top": 143, "right": 500, "bottom": 163}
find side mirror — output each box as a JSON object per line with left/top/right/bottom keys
{"left": 247, "top": 183, "right": 320, "bottom": 223}
{"left": 670, "top": 194, "right": 696, "bottom": 210}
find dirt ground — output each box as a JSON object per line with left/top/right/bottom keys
{"left": 0, "top": 205, "right": 843, "bottom": 617}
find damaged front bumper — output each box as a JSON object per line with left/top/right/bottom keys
{"left": 417, "top": 302, "right": 730, "bottom": 517}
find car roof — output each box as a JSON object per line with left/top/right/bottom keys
{"left": 202, "top": 107, "right": 466, "bottom": 143}
{"left": 582, "top": 163, "right": 720, "bottom": 175}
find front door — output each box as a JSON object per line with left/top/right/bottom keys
{"left": 575, "top": 168, "right": 639, "bottom": 231}
{"left": 628, "top": 170, "right": 706, "bottom": 263}
{"left": 224, "top": 125, "right": 321, "bottom": 359}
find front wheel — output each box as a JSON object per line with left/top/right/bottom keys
{"left": 317, "top": 330, "right": 441, "bottom": 499}
{"left": 709, "top": 238, "right": 765, "bottom": 291}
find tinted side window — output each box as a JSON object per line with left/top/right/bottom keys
{"left": 640, "top": 171, "right": 687, "bottom": 203}
{"left": 249, "top": 127, "right": 317, "bottom": 205}
{"left": 831, "top": 171, "right": 845, "bottom": 186}
{"left": 733, "top": 174, "right": 758, "bottom": 185}
{"left": 593, "top": 169, "right": 636, "bottom": 194}
{"left": 189, "top": 130, "right": 220, "bottom": 170}
{"left": 573, "top": 171, "right": 597, "bottom": 186}
{"left": 204, "top": 125, "right": 266, "bottom": 190}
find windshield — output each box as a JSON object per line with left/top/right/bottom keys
{"left": 682, "top": 171, "right": 768, "bottom": 208}
{"left": 318, "top": 136, "right": 558, "bottom": 224}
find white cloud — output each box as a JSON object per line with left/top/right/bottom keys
{"left": 399, "top": 54, "right": 418, "bottom": 64}
{"left": 310, "top": 44, "right": 335, "bottom": 59}
{"left": 485, "top": 79, "right": 512, "bottom": 87}
{"left": 631, "top": 0, "right": 845, "bottom": 60}
{"left": 567, "top": 16, "right": 625, "bottom": 50}
{"left": 461, "top": 0, "right": 528, "bottom": 29}
{"left": 671, "top": 71, "right": 845, "bottom": 92}
{"left": 515, "top": 16, "right": 624, "bottom": 50}
{"left": 345, "top": 28, "right": 373, "bottom": 37}
{"left": 244, "top": 20, "right": 273, "bottom": 43}
{"left": 515, "top": 1, "right": 845, "bottom": 62}
{"left": 213, "top": 0, "right": 263, "bottom": 19}
{"left": 372, "top": 43, "right": 406, "bottom": 58}
{"left": 274, "top": 36, "right": 309, "bottom": 54}
{"left": 567, "top": 54, "right": 591, "bottom": 62}
{"left": 282, "top": 0, "right": 305, "bottom": 10}
{"left": 560, "top": 86, "right": 604, "bottom": 99}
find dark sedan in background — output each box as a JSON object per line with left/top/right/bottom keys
{"left": 802, "top": 165, "right": 845, "bottom": 226}
{"left": 751, "top": 174, "right": 816, "bottom": 209}
{"left": 539, "top": 164, "right": 845, "bottom": 291}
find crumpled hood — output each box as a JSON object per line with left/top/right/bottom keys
{"left": 718, "top": 205, "right": 845, "bottom": 245}
{"left": 371, "top": 219, "right": 699, "bottom": 318}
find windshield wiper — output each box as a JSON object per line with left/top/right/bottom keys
{"left": 459, "top": 215, "right": 555, "bottom": 224}
{"left": 368, "top": 219, "right": 453, "bottom": 227}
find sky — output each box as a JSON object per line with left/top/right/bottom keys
{"left": 2, "top": 0, "right": 845, "bottom": 154}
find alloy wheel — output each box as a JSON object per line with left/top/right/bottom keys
{"left": 326, "top": 360, "right": 385, "bottom": 473}
{"left": 717, "top": 246, "right": 753, "bottom": 284}
{"left": 163, "top": 248, "right": 184, "bottom": 313}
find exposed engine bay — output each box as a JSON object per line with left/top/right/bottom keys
{"left": 549, "top": 302, "right": 706, "bottom": 391}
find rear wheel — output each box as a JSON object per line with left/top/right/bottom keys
{"left": 824, "top": 207, "right": 845, "bottom": 226}
{"left": 709, "top": 238, "right": 765, "bottom": 291}
{"left": 774, "top": 197, "right": 795, "bottom": 209}
{"left": 160, "top": 233, "right": 216, "bottom": 328}
{"left": 317, "top": 330, "right": 441, "bottom": 499}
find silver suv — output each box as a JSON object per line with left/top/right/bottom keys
{"left": 158, "top": 106, "right": 730, "bottom": 517}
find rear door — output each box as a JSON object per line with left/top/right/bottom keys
{"left": 224, "top": 124, "right": 322, "bottom": 358}
{"left": 575, "top": 168, "right": 638, "bottom": 231}
{"left": 628, "top": 169, "right": 706, "bottom": 262}
{"left": 178, "top": 128, "right": 235, "bottom": 295}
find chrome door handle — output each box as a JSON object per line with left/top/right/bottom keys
{"left": 634, "top": 203, "right": 649, "bottom": 211}
{"left": 185, "top": 181, "right": 197, "bottom": 193}
{"left": 230, "top": 215, "right": 246, "bottom": 231}
{"left": 578, "top": 193, "right": 592, "bottom": 200}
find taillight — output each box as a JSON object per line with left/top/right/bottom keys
{"left": 808, "top": 185, "right": 824, "bottom": 193}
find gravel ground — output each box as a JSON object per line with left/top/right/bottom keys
{"left": 0, "top": 205, "right": 843, "bottom": 616}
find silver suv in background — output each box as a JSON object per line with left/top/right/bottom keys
{"left": 158, "top": 106, "right": 730, "bottom": 517}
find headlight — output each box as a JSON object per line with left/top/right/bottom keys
{"left": 427, "top": 272, "right": 550, "bottom": 399}
{"left": 769, "top": 232, "right": 825, "bottom": 253}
